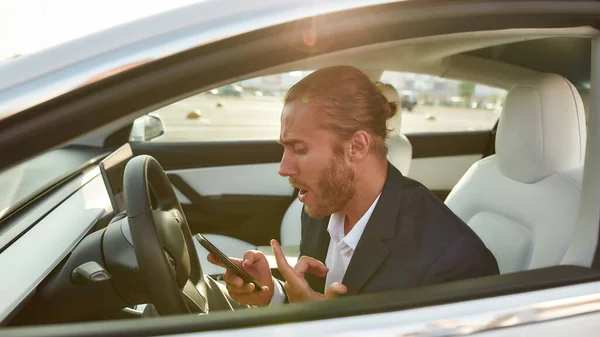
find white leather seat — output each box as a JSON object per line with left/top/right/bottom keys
{"left": 445, "top": 73, "right": 587, "bottom": 274}
{"left": 279, "top": 195, "right": 304, "bottom": 246}
{"left": 381, "top": 83, "right": 413, "bottom": 175}
{"left": 197, "top": 84, "right": 414, "bottom": 275}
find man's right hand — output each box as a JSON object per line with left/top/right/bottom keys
{"left": 207, "top": 250, "right": 274, "bottom": 307}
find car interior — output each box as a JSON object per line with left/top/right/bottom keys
{"left": 172, "top": 28, "right": 597, "bottom": 277}
{"left": 1, "top": 4, "right": 600, "bottom": 335}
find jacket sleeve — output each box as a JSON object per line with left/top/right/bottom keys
{"left": 421, "top": 234, "right": 499, "bottom": 286}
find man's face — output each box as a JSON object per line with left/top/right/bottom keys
{"left": 278, "top": 101, "right": 356, "bottom": 218}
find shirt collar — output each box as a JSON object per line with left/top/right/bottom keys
{"left": 327, "top": 193, "right": 382, "bottom": 251}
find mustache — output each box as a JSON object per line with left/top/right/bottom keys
{"left": 288, "top": 177, "right": 309, "bottom": 189}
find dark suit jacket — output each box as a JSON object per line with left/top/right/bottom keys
{"left": 299, "top": 162, "right": 499, "bottom": 296}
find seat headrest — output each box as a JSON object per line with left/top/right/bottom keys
{"left": 380, "top": 83, "right": 402, "bottom": 129}
{"left": 496, "top": 73, "right": 586, "bottom": 183}
{"left": 387, "top": 133, "right": 412, "bottom": 175}
{"left": 381, "top": 83, "right": 401, "bottom": 103}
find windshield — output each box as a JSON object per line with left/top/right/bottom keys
{"left": 0, "top": 0, "right": 203, "bottom": 63}
{"left": 0, "top": 146, "right": 106, "bottom": 220}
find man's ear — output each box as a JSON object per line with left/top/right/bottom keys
{"left": 348, "top": 131, "right": 371, "bottom": 161}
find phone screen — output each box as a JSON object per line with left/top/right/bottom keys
{"left": 195, "top": 234, "right": 261, "bottom": 292}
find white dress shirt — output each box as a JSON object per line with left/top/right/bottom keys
{"left": 270, "top": 193, "right": 381, "bottom": 305}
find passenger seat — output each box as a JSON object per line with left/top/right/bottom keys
{"left": 445, "top": 73, "right": 587, "bottom": 274}
{"left": 381, "top": 83, "right": 413, "bottom": 175}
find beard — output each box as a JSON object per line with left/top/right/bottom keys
{"left": 291, "top": 153, "right": 356, "bottom": 218}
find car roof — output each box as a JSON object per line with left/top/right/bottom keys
{"left": 0, "top": 0, "right": 400, "bottom": 120}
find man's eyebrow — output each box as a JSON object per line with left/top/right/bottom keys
{"left": 278, "top": 138, "right": 305, "bottom": 146}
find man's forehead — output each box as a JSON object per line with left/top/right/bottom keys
{"left": 279, "top": 120, "right": 308, "bottom": 145}
{"left": 282, "top": 100, "right": 311, "bottom": 118}
{"left": 283, "top": 100, "right": 328, "bottom": 124}
{"left": 279, "top": 101, "right": 327, "bottom": 144}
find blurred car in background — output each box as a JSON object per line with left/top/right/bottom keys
{"left": 208, "top": 84, "right": 244, "bottom": 97}
{"left": 400, "top": 90, "right": 418, "bottom": 111}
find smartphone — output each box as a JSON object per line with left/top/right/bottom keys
{"left": 195, "top": 234, "right": 261, "bottom": 292}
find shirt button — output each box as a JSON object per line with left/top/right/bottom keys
{"left": 344, "top": 251, "right": 352, "bottom": 257}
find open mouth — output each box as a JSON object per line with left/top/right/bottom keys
{"left": 298, "top": 188, "right": 309, "bottom": 202}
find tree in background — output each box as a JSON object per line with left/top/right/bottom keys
{"left": 458, "top": 81, "right": 476, "bottom": 107}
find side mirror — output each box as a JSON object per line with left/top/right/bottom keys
{"left": 129, "top": 113, "right": 165, "bottom": 142}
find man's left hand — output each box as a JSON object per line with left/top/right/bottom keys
{"left": 270, "top": 239, "right": 348, "bottom": 303}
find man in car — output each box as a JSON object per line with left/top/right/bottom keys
{"left": 208, "top": 65, "right": 499, "bottom": 306}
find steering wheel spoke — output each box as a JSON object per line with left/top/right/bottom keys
{"left": 182, "top": 279, "right": 209, "bottom": 314}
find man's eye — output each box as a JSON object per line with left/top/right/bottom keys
{"left": 294, "top": 147, "right": 307, "bottom": 155}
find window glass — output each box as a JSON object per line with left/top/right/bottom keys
{"left": 138, "top": 70, "right": 507, "bottom": 143}
{"left": 380, "top": 71, "right": 507, "bottom": 134}
{"left": 0, "top": 146, "right": 99, "bottom": 222}
{"left": 145, "top": 71, "right": 313, "bottom": 143}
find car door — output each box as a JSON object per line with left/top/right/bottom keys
{"left": 129, "top": 71, "right": 503, "bottom": 246}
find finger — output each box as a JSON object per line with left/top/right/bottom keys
{"left": 324, "top": 282, "right": 348, "bottom": 299}
{"left": 294, "top": 256, "right": 328, "bottom": 278}
{"left": 222, "top": 271, "right": 244, "bottom": 288}
{"left": 242, "top": 250, "right": 266, "bottom": 268}
{"left": 207, "top": 253, "right": 226, "bottom": 268}
{"left": 270, "top": 239, "right": 297, "bottom": 282}
{"left": 226, "top": 283, "right": 255, "bottom": 295}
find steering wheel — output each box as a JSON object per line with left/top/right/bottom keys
{"left": 123, "top": 155, "right": 208, "bottom": 315}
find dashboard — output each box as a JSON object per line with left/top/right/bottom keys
{"left": 0, "top": 167, "right": 113, "bottom": 324}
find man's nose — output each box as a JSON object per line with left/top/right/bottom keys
{"left": 278, "top": 151, "right": 298, "bottom": 177}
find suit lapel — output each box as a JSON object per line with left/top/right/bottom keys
{"left": 314, "top": 221, "right": 330, "bottom": 264}
{"left": 341, "top": 229, "right": 390, "bottom": 295}
{"left": 342, "top": 162, "right": 404, "bottom": 295}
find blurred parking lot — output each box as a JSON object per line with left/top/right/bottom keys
{"left": 151, "top": 94, "right": 501, "bottom": 143}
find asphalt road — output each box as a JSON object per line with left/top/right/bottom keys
{"left": 152, "top": 94, "right": 500, "bottom": 142}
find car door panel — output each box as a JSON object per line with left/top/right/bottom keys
{"left": 408, "top": 154, "right": 483, "bottom": 200}
{"left": 409, "top": 131, "right": 491, "bottom": 158}
{"left": 166, "top": 164, "right": 293, "bottom": 246}
{"left": 168, "top": 163, "right": 292, "bottom": 197}
{"left": 131, "top": 129, "right": 494, "bottom": 245}
{"left": 406, "top": 130, "right": 493, "bottom": 200}
{"left": 131, "top": 141, "right": 283, "bottom": 170}
{"left": 130, "top": 142, "right": 291, "bottom": 246}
